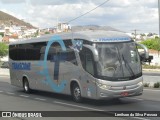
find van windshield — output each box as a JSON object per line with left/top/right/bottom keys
{"left": 95, "top": 42, "right": 142, "bottom": 81}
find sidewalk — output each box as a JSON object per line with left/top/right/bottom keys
{"left": 143, "top": 69, "right": 160, "bottom": 72}
{"left": 0, "top": 68, "right": 9, "bottom": 76}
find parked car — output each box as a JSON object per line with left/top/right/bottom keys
{"left": 1, "top": 62, "right": 9, "bottom": 69}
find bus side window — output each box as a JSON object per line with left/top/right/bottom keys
{"left": 79, "top": 47, "right": 95, "bottom": 76}
{"left": 79, "top": 49, "right": 85, "bottom": 69}
{"left": 67, "top": 51, "right": 78, "bottom": 65}
{"left": 85, "top": 53, "right": 94, "bottom": 75}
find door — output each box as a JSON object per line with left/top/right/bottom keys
{"left": 79, "top": 47, "right": 97, "bottom": 99}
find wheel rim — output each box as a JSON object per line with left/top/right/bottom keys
{"left": 24, "top": 82, "right": 28, "bottom": 92}
{"left": 74, "top": 87, "right": 81, "bottom": 100}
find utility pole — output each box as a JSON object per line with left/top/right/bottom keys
{"left": 158, "top": 0, "right": 160, "bottom": 37}
{"left": 132, "top": 29, "right": 139, "bottom": 41}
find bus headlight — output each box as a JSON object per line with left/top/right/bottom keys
{"left": 137, "top": 81, "right": 143, "bottom": 86}
{"left": 98, "top": 83, "right": 111, "bottom": 90}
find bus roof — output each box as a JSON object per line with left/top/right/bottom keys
{"left": 75, "top": 30, "right": 132, "bottom": 42}
{"left": 9, "top": 30, "right": 132, "bottom": 45}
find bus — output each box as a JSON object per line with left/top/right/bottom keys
{"left": 9, "top": 30, "right": 149, "bottom": 102}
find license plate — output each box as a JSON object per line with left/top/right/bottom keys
{"left": 121, "top": 92, "right": 128, "bottom": 96}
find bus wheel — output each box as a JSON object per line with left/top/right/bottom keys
{"left": 72, "top": 83, "right": 82, "bottom": 102}
{"left": 23, "top": 78, "right": 30, "bottom": 93}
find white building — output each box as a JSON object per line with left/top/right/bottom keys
{"left": 57, "top": 23, "right": 71, "bottom": 33}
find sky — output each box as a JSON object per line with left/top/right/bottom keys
{"left": 0, "top": 0, "right": 159, "bottom": 34}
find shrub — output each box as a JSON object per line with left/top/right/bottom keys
{"left": 140, "top": 38, "right": 160, "bottom": 56}
{"left": 142, "top": 64, "right": 160, "bottom": 69}
{"left": 140, "top": 39, "right": 154, "bottom": 49}
{"left": 45, "top": 31, "right": 50, "bottom": 34}
{"left": 143, "top": 83, "right": 150, "bottom": 87}
{"left": 153, "top": 82, "right": 160, "bottom": 88}
{"left": 0, "top": 32, "right": 4, "bottom": 37}
{"left": 0, "top": 42, "right": 8, "bottom": 61}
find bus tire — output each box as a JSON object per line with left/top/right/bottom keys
{"left": 72, "top": 83, "right": 82, "bottom": 102}
{"left": 23, "top": 78, "right": 31, "bottom": 93}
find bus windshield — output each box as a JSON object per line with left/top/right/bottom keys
{"left": 96, "top": 42, "right": 142, "bottom": 81}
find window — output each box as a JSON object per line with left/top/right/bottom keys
{"left": 47, "top": 42, "right": 61, "bottom": 61}
{"left": 9, "top": 42, "right": 47, "bottom": 61}
{"left": 46, "top": 40, "right": 78, "bottom": 65}
{"left": 63, "top": 40, "right": 72, "bottom": 48}
{"left": 9, "top": 45, "right": 19, "bottom": 60}
{"left": 9, "top": 40, "right": 78, "bottom": 65}
{"left": 79, "top": 47, "right": 86, "bottom": 69}
{"left": 83, "top": 40, "right": 92, "bottom": 45}
{"left": 85, "top": 53, "right": 94, "bottom": 75}
{"left": 79, "top": 47, "right": 95, "bottom": 75}
{"left": 27, "top": 42, "right": 46, "bottom": 60}
{"left": 65, "top": 50, "right": 77, "bottom": 65}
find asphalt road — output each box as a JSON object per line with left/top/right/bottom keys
{"left": 0, "top": 75, "right": 160, "bottom": 120}
{"left": 143, "top": 71, "right": 160, "bottom": 76}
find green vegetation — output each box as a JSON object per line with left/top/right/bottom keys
{"left": 143, "top": 83, "right": 150, "bottom": 87}
{"left": 140, "top": 39, "right": 154, "bottom": 49}
{"left": 140, "top": 38, "right": 160, "bottom": 56}
{"left": 0, "top": 42, "right": 8, "bottom": 61}
{"left": 45, "top": 31, "right": 50, "bottom": 34}
{"left": 142, "top": 64, "right": 160, "bottom": 69}
{"left": 0, "top": 32, "right": 4, "bottom": 37}
{"left": 34, "top": 30, "right": 39, "bottom": 37}
{"left": 0, "top": 61, "right": 3, "bottom": 66}
{"left": 153, "top": 82, "right": 160, "bottom": 88}
{"left": 153, "top": 38, "right": 160, "bottom": 56}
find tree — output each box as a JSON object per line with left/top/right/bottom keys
{"left": 147, "top": 33, "right": 153, "bottom": 37}
{"left": 45, "top": 31, "right": 50, "bottom": 34}
{"left": 0, "top": 42, "right": 8, "bottom": 61}
{"left": 140, "top": 38, "right": 160, "bottom": 57}
{"left": 140, "top": 39, "right": 154, "bottom": 49}
{"left": 153, "top": 38, "right": 160, "bottom": 57}
{"left": 140, "top": 33, "right": 146, "bottom": 37}
{"left": 0, "top": 32, "right": 4, "bottom": 37}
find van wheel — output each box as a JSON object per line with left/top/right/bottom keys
{"left": 23, "top": 78, "right": 30, "bottom": 93}
{"left": 72, "top": 83, "right": 82, "bottom": 102}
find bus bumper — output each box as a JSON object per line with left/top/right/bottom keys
{"left": 96, "top": 86, "right": 143, "bottom": 100}
{"left": 96, "top": 78, "right": 143, "bottom": 100}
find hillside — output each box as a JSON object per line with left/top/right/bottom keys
{"left": 0, "top": 11, "right": 36, "bottom": 28}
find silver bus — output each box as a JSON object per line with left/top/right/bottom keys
{"left": 9, "top": 30, "right": 149, "bottom": 102}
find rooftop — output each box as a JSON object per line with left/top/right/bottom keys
{"left": 10, "top": 30, "right": 132, "bottom": 45}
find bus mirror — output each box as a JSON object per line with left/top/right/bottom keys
{"left": 83, "top": 45, "right": 99, "bottom": 61}
{"left": 136, "top": 43, "right": 149, "bottom": 62}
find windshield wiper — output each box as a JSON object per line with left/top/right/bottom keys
{"left": 122, "top": 54, "right": 135, "bottom": 76}
{"left": 116, "top": 47, "right": 124, "bottom": 77}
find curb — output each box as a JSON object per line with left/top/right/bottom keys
{"left": 144, "top": 87, "right": 160, "bottom": 90}
{"left": 143, "top": 69, "right": 160, "bottom": 72}
{"left": 0, "top": 75, "right": 10, "bottom": 77}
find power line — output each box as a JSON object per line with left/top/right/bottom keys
{"left": 67, "top": 0, "right": 110, "bottom": 23}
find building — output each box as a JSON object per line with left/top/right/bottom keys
{"left": 57, "top": 23, "right": 71, "bottom": 33}
{"left": 2, "top": 36, "right": 9, "bottom": 43}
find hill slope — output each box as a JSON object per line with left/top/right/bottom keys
{"left": 0, "top": 11, "right": 36, "bottom": 28}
